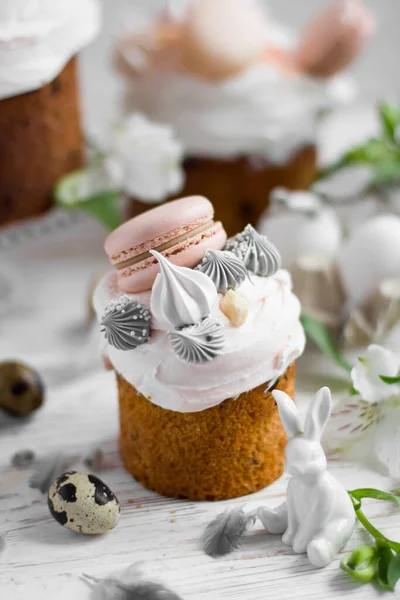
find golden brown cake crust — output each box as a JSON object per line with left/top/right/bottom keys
{"left": 128, "top": 146, "right": 316, "bottom": 236}
{"left": 117, "top": 362, "right": 295, "bottom": 501}
{"left": 0, "top": 57, "right": 83, "bottom": 226}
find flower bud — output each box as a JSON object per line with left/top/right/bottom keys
{"left": 341, "top": 545, "right": 377, "bottom": 583}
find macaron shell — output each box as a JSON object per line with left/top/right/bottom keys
{"left": 181, "top": 0, "right": 268, "bottom": 81}
{"left": 293, "top": 0, "right": 375, "bottom": 78}
{"left": 117, "top": 221, "right": 227, "bottom": 293}
{"left": 105, "top": 196, "right": 215, "bottom": 264}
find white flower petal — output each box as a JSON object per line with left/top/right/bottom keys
{"left": 106, "top": 113, "right": 185, "bottom": 203}
{"left": 368, "top": 344, "right": 400, "bottom": 376}
{"left": 322, "top": 395, "right": 380, "bottom": 456}
{"left": 374, "top": 407, "right": 400, "bottom": 477}
{"left": 351, "top": 344, "right": 400, "bottom": 403}
{"left": 104, "top": 157, "right": 124, "bottom": 187}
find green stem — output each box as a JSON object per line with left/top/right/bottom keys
{"left": 355, "top": 507, "right": 400, "bottom": 553}
{"left": 355, "top": 508, "right": 386, "bottom": 542}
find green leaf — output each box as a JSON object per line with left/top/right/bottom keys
{"left": 79, "top": 192, "right": 121, "bottom": 231}
{"left": 340, "top": 545, "right": 377, "bottom": 583}
{"left": 345, "top": 139, "right": 394, "bottom": 164}
{"left": 376, "top": 541, "right": 396, "bottom": 590}
{"left": 379, "top": 103, "right": 400, "bottom": 140}
{"left": 317, "top": 137, "right": 399, "bottom": 181}
{"left": 371, "top": 157, "right": 400, "bottom": 187}
{"left": 387, "top": 552, "right": 400, "bottom": 590}
{"left": 54, "top": 167, "right": 122, "bottom": 230}
{"left": 317, "top": 149, "right": 370, "bottom": 180}
{"left": 300, "top": 314, "right": 352, "bottom": 373}
{"left": 379, "top": 373, "right": 400, "bottom": 385}
{"left": 349, "top": 488, "right": 400, "bottom": 507}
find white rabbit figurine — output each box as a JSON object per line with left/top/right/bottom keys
{"left": 258, "top": 386, "right": 355, "bottom": 568}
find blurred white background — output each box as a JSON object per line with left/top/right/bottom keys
{"left": 79, "top": 0, "right": 400, "bottom": 140}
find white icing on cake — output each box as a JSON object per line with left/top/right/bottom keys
{"left": 119, "top": 17, "right": 354, "bottom": 163}
{"left": 94, "top": 268, "right": 305, "bottom": 413}
{"left": 0, "top": 0, "right": 101, "bottom": 100}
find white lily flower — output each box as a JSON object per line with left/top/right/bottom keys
{"left": 105, "top": 113, "right": 185, "bottom": 204}
{"left": 351, "top": 344, "right": 400, "bottom": 403}
{"left": 323, "top": 344, "right": 400, "bottom": 477}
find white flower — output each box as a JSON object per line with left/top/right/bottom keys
{"left": 323, "top": 344, "right": 400, "bottom": 477}
{"left": 105, "top": 113, "right": 185, "bottom": 204}
{"left": 351, "top": 344, "right": 400, "bottom": 402}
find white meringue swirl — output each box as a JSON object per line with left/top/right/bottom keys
{"left": 225, "top": 225, "right": 281, "bottom": 277}
{"left": 196, "top": 249, "right": 248, "bottom": 293}
{"left": 150, "top": 250, "right": 217, "bottom": 328}
{"left": 169, "top": 317, "right": 225, "bottom": 364}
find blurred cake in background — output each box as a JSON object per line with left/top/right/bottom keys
{"left": 116, "top": 0, "right": 374, "bottom": 235}
{"left": 0, "top": 0, "right": 101, "bottom": 226}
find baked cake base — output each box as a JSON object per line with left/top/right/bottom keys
{"left": 0, "top": 57, "right": 83, "bottom": 226}
{"left": 129, "top": 146, "right": 316, "bottom": 236}
{"left": 117, "top": 363, "right": 295, "bottom": 501}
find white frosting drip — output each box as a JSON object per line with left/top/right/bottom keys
{"left": 94, "top": 269, "right": 306, "bottom": 413}
{"left": 0, "top": 0, "right": 101, "bottom": 100}
{"left": 122, "top": 19, "right": 355, "bottom": 163}
{"left": 150, "top": 250, "right": 217, "bottom": 327}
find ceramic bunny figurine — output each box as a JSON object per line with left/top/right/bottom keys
{"left": 258, "top": 387, "right": 355, "bottom": 568}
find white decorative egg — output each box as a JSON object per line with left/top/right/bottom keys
{"left": 47, "top": 471, "right": 120, "bottom": 535}
{"left": 338, "top": 215, "right": 400, "bottom": 307}
{"left": 258, "top": 192, "right": 342, "bottom": 269}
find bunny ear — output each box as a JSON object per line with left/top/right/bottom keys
{"left": 303, "top": 387, "right": 332, "bottom": 440}
{"left": 272, "top": 390, "right": 301, "bottom": 438}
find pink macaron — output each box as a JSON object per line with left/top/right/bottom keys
{"left": 180, "top": 0, "right": 268, "bottom": 81}
{"left": 293, "top": 0, "right": 375, "bottom": 78}
{"left": 105, "top": 196, "right": 227, "bottom": 293}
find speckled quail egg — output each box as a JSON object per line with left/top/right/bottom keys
{"left": 47, "top": 471, "right": 120, "bottom": 535}
{"left": 0, "top": 361, "right": 45, "bottom": 417}
{"left": 338, "top": 214, "right": 400, "bottom": 307}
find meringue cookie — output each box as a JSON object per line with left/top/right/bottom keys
{"left": 150, "top": 250, "right": 217, "bottom": 328}
{"left": 196, "top": 249, "right": 247, "bottom": 294}
{"left": 168, "top": 317, "right": 224, "bottom": 364}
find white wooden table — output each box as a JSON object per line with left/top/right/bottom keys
{"left": 0, "top": 217, "right": 399, "bottom": 600}
{"left": 2, "top": 0, "right": 400, "bottom": 589}
{"left": 1, "top": 368, "right": 398, "bottom": 600}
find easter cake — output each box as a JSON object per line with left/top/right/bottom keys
{"left": 116, "top": 0, "right": 374, "bottom": 235}
{"left": 93, "top": 196, "right": 305, "bottom": 500}
{"left": 0, "top": 0, "right": 100, "bottom": 225}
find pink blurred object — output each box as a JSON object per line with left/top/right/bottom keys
{"left": 293, "top": 0, "right": 375, "bottom": 78}
{"left": 180, "top": 0, "right": 269, "bottom": 81}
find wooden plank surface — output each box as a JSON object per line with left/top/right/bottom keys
{"left": 0, "top": 369, "right": 397, "bottom": 600}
